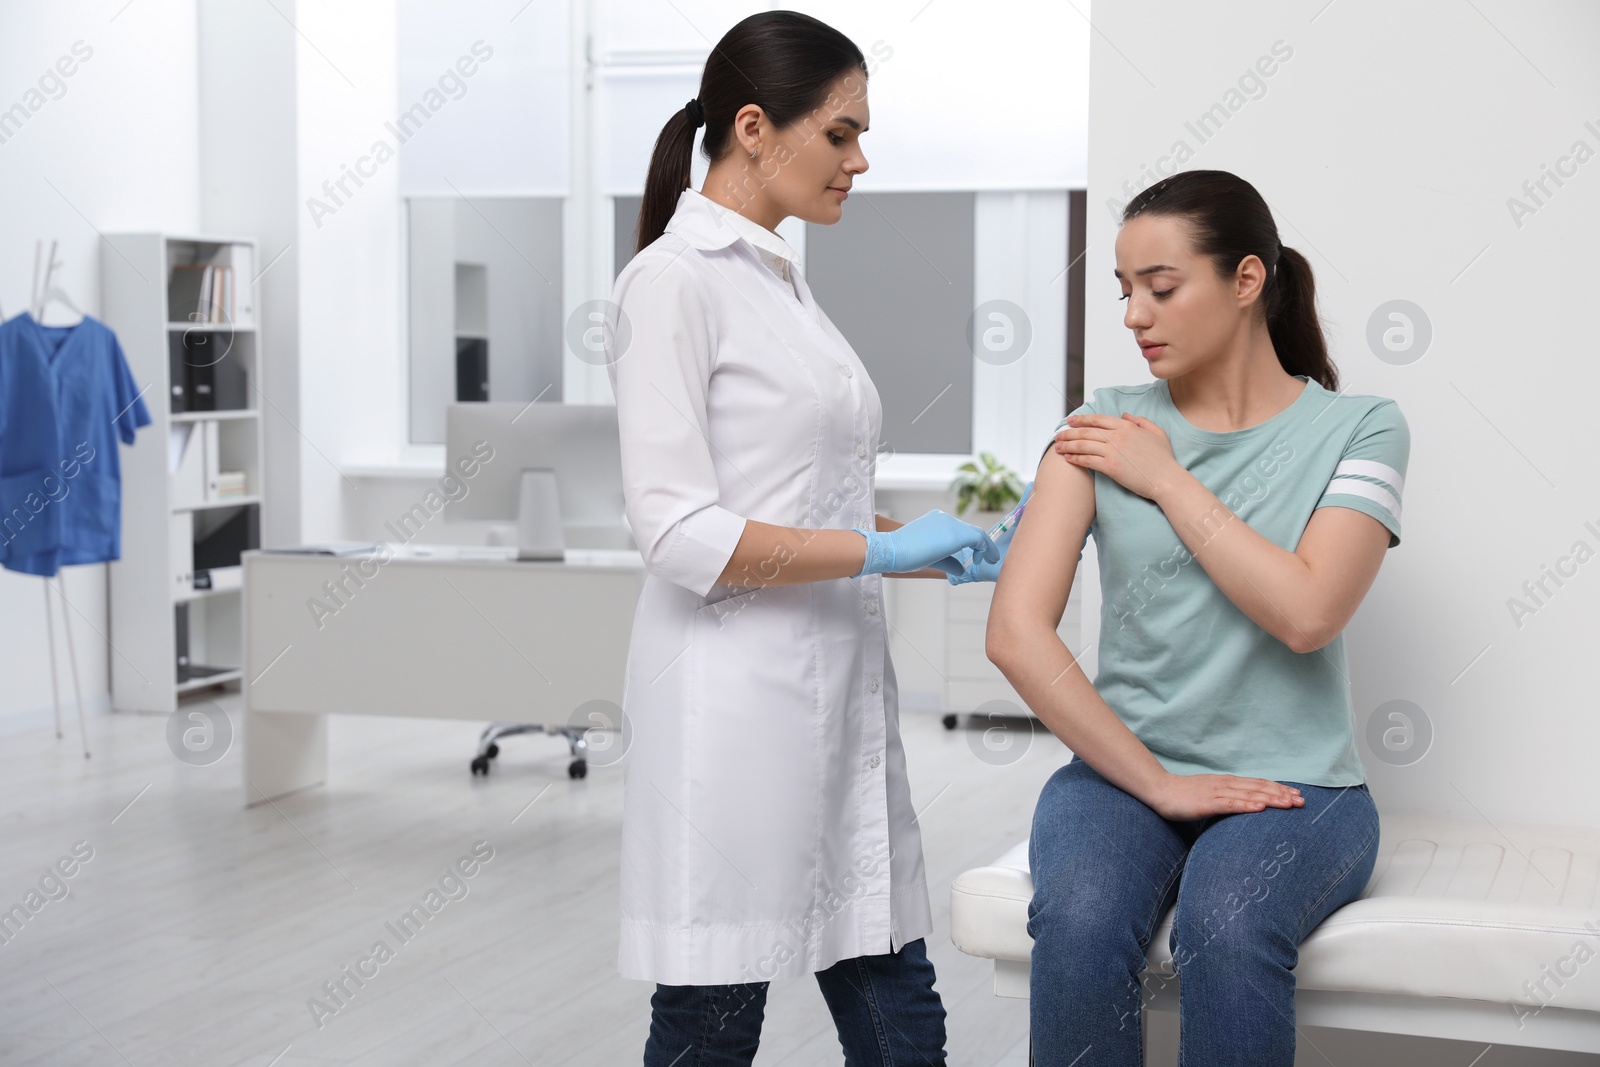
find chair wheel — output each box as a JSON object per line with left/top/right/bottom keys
{"left": 942, "top": 714, "right": 959, "bottom": 730}
{"left": 486, "top": 742, "right": 500, "bottom": 759}
{"left": 569, "top": 759, "right": 587, "bottom": 779}
{"left": 470, "top": 755, "right": 490, "bottom": 776}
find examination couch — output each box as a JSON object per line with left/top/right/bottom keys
{"left": 951, "top": 813, "right": 1600, "bottom": 1058}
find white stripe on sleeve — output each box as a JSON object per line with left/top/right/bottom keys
{"left": 1322, "top": 477, "right": 1401, "bottom": 521}
{"left": 1333, "top": 459, "right": 1404, "bottom": 496}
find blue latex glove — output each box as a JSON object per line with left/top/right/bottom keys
{"left": 853, "top": 510, "right": 999, "bottom": 578}
{"left": 946, "top": 480, "right": 1034, "bottom": 585}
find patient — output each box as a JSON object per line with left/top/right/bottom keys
{"left": 987, "top": 169, "right": 1409, "bottom": 1066}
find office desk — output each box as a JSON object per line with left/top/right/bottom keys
{"left": 241, "top": 545, "right": 645, "bottom": 806}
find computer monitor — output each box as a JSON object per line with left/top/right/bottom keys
{"left": 444, "top": 402, "right": 630, "bottom": 549}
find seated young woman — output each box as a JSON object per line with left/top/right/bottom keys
{"left": 988, "top": 168, "right": 1409, "bottom": 1067}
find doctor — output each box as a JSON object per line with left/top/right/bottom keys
{"left": 603, "top": 11, "right": 1005, "bottom": 1066}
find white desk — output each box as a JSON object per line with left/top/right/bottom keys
{"left": 241, "top": 545, "right": 645, "bottom": 806}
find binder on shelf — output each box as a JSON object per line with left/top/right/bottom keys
{"left": 213, "top": 346, "right": 248, "bottom": 409}
{"left": 203, "top": 421, "right": 220, "bottom": 501}
{"left": 170, "top": 513, "right": 193, "bottom": 596}
{"left": 168, "top": 331, "right": 248, "bottom": 412}
{"left": 187, "top": 354, "right": 215, "bottom": 411}
{"left": 169, "top": 265, "right": 207, "bottom": 323}
{"left": 169, "top": 424, "right": 206, "bottom": 509}
{"left": 168, "top": 340, "right": 188, "bottom": 413}
{"left": 174, "top": 603, "right": 190, "bottom": 677}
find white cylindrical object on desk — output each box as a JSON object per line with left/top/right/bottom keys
{"left": 516, "top": 468, "right": 565, "bottom": 561}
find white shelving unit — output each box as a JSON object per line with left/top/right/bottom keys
{"left": 102, "top": 233, "right": 264, "bottom": 713}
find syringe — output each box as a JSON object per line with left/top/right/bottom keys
{"left": 986, "top": 497, "right": 1027, "bottom": 540}
{"left": 963, "top": 496, "right": 1028, "bottom": 573}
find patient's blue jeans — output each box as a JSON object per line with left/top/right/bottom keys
{"left": 1027, "top": 754, "right": 1379, "bottom": 1067}
{"left": 641, "top": 937, "right": 946, "bottom": 1066}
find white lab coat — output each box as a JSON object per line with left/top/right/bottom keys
{"left": 604, "top": 188, "right": 932, "bottom": 986}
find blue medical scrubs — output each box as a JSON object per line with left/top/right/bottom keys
{"left": 0, "top": 312, "right": 151, "bottom": 577}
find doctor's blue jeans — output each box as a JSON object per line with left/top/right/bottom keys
{"left": 1026, "top": 754, "right": 1379, "bottom": 1067}
{"left": 641, "top": 936, "right": 946, "bottom": 1066}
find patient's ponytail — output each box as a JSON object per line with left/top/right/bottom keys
{"left": 1266, "top": 244, "right": 1335, "bottom": 392}
{"left": 634, "top": 10, "right": 868, "bottom": 255}
{"left": 1122, "top": 170, "right": 1339, "bottom": 393}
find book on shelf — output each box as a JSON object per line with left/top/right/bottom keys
{"left": 214, "top": 470, "right": 247, "bottom": 499}
{"left": 168, "top": 263, "right": 235, "bottom": 324}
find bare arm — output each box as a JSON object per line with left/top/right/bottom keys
{"left": 984, "top": 449, "right": 1172, "bottom": 804}
{"left": 987, "top": 448, "right": 1303, "bottom": 818}
{"left": 714, "top": 513, "right": 944, "bottom": 586}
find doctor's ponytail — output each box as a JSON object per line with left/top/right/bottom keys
{"left": 634, "top": 10, "right": 868, "bottom": 255}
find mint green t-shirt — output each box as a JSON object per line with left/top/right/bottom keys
{"left": 1052, "top": 374, "right": 1409, "bottom": 787}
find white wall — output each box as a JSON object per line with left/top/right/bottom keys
{"left": 197, "top": 0, "right": 302, "bottom": 552}
{"left": 0, "top": 2, "right": 202, "bottom": 724}
{"left": 0, "top": 0, "right": 405, "bottom": 722}
{"left": 395, "top": 0, "right": 569, "bottom": 197}
{"left": 196, "top": 0, "right": 404, "bottom": 547}
{"left": 592, "top": 0, "right": 1088, "bottom": 193}
{"left": 293, "top": 2, "right": 405, "bottom": 543}
{"left": 1084, "top": 0, "right": 1600, "bottom": 830}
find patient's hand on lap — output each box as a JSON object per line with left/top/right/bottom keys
{"left": 1149, "top": 772, "right": 1303, "bottom": 820}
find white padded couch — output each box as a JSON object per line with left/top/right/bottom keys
{"left": 951, "top": 813, "right": 1600, "bottom": 1055}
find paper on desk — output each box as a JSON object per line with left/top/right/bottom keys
{"left": 265, "top": 542, "right": 383, "bottom": 556}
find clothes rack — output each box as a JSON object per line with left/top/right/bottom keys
{"left": 15, "top": 238, "right": 91, "bottom": 758}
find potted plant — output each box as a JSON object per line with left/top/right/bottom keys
{"left": 949, "top": 452, "right": 1025, "bottom": 530}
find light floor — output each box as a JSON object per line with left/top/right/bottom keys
{"left": 3, "top": 697, "right": 1595, "bottom": 1066}
{"left": 0, "top": 694, "right": 1046, "bottom": 1066}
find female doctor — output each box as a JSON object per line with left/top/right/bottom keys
{"left": 603, "top": 11, "right": 1004, "bottom": 1065}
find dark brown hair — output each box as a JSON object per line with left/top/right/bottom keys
{"left": 1122, "top": 170, "right": 1339, "bottom": 392}
{"left": 635, "top": 10, "right": 867, "bottom": 255}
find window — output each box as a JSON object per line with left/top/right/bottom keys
{"left": 804, "top": 192, "right": 976, "bottom": 456}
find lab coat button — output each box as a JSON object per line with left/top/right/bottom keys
{"left": 868, "top": 677, "right": 880, "bottom": 693}
{"left": 839, "top": 363, "right": 853, "bottom": 377}
{"left": 868, "top": 754, "right": 881, "bottom": 769}
{"left": 866, "top": 599, "right": 878, "bottom": 615}
{"left": 855, "top": 442, "right": 868, "bottom": 458}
